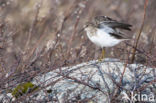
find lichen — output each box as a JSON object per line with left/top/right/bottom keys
{"left": 12, "top": 82, "right": 38, "bottom": 98}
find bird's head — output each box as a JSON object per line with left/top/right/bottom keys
{"left": 84, "top": 22, "right": 95, "bottom": 31}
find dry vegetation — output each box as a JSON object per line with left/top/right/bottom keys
{"left": 0, "top": 0, "right": 156, "bottom": 102}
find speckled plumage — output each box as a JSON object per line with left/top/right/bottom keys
{"left": 85, "top": 16, "right": 132, "bottom": 48}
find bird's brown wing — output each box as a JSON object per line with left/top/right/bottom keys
{"left": 109, "top": 31, "right": 131, "bottom": 39}
{"left": 95, "top": 16, "right": 132, "bottom": 31}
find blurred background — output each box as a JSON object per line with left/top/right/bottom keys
{"left": 0, "top": 0, "right": 156, "bottom": 101}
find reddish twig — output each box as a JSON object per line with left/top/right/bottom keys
{"left": 111, "top": 54, "right": 129, "bottom": 102}
{"left": 131, "top": 0, "right": 148, "bottom": 63}
{"left": 67, "top": 1, "right": 88, "bottom": 57}
{"left": 25, "top": 0, "right": 43, "bottom": 50}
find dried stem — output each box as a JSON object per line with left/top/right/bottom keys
{"left": 131, "top": 0, "right": 148, "bottom": 63}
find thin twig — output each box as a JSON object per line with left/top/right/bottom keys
{"left": 138, "top": 78, "right": 156, "bottom": 91}
{"left": 25, "top": 0, "right": 43, "bottom": 50}
{"left": 131, "top": 0, "right": 148, "bottom": 63}
{"left": 67, "top": 1, "right": 88, "bottom": 57}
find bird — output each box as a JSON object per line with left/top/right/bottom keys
{"left": 84, "top": 16, "right": 132, "bottom": 61}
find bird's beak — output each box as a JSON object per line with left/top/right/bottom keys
{"left": 78, "top": 24, "right": 87, "bottom": 35}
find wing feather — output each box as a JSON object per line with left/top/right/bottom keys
{"left": 95, "top": 16, "right": 132, "bottom": 31}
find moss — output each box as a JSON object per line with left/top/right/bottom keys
{"left": 12, "top": 82, "right": 38, "bottom": 98}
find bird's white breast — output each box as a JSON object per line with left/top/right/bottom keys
{"left": 86, "top": 29, "right": 122, "bottom": 48}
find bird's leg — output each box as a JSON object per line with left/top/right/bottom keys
{"left": 102, "top": 48, "right": 105, "bottom": 59}
{"left": 99, "top": 48, "right": 105, "bottom": 61}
